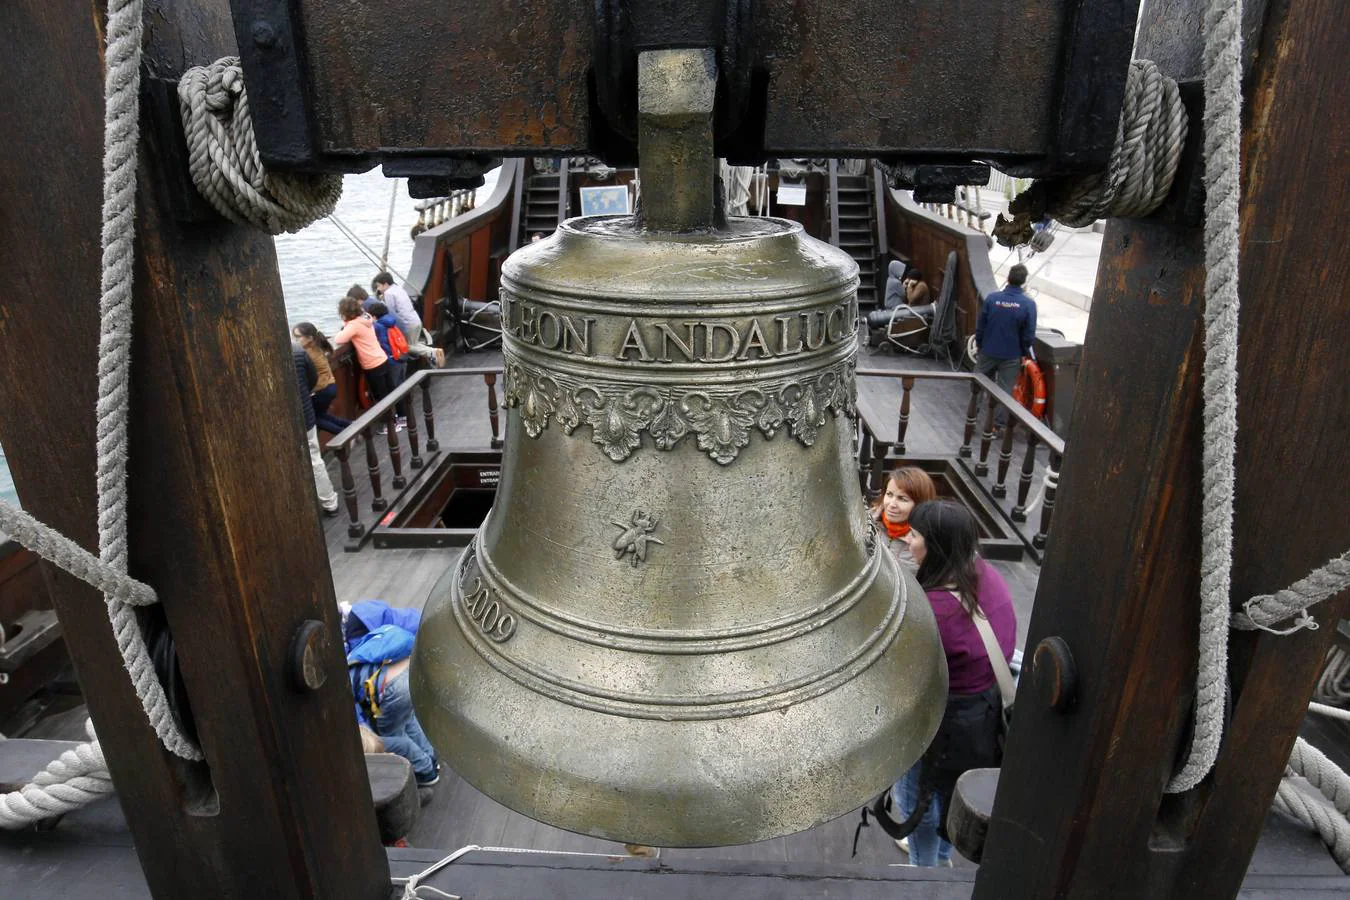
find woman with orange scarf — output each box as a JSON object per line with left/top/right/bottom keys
{"left": 871, "top": 466, "right": 938, "bottom": 571}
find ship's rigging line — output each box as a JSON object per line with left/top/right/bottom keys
{"left": 381, "top": 177, "right": 400, "bottom": 270}
{"left": 328, "top": 212, "right": 409, "bottom": 284}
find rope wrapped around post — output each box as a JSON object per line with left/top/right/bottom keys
{"left": 177, "top": 57, "right": 342, "bottom": 234}
{"left": 993, "top": 59, "right": 1188, "bottom": 248}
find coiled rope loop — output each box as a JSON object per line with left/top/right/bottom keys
{"left": 0, "top": 720, "right": 116, "bottom": 830}
{"left": 994, "top": 58, "right": 1187, "bottom": 248}
{"left": 177, "top": 57, "right": 342, "bottom": 235}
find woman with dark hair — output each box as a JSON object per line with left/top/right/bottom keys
{"left": 891, "top": 499, "right": 1016, "bottom": 867}
{"left": 292, "top": 322, "right": 350, "bottom": 435}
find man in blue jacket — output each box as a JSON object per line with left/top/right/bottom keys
{"left": 975, "top": 264, "right": 1037, "bottom": 416}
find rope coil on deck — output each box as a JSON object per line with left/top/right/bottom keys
{"left": 0, "top": 722, "right": 115, "bottom": 829}
{"left": 177, "top": 57, "right": 342, "bottom": 234}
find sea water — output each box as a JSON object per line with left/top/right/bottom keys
{"left": 0, "top": 168, "right": 497, "bottom": 511}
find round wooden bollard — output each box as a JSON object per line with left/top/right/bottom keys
{"left": 1033, "top": 636, "right": 1077, "bottom": 713}
{"left": 288, "top": 619, "right": 329, "bottom": 692}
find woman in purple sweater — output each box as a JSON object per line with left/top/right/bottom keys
{"left": 891, "top": 500, "right": 1016, "bottom": 867}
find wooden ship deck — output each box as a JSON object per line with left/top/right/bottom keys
{"left": 1, "top": 0, "right": 1348, "bottom": 893}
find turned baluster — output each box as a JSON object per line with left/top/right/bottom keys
{"left": 485, "top": 373, "right": 502, "bottom": 448}
{"left": 959, "top": 380, "right": 979, "bottom": 458}
{"left": 975, "top": 391, "right": 997, "bottom": 477}
{"left": 896, "top": 376, "right": 914, "bottom": 455}
{"left": 1011, "top": 430, "right": 1039, "bottom": 522}
{"left": 1034, "top": 451, "right": 1062, "bottom": 550}
{"left": 385, "top": 407, "right": 405, "bottom": 489}
{"left": 421, "top": 379, "right": 439, "bottom": 451}
{"left": 857, "top": 428, "right": 874, "bottom": 497}
{"left": 365, "top": 424, "right": 386, "bottom": 512}
{"left": 992, "top": 417, "right": 1016, "bottom": 498}
{"left": 338, "top": 444, "right": 362, "bottom": 538}
{"left": 869, "top": 439, "right": 889, "bottom": 496}
{"left": 406, "top": 392, "right": 422, "bottom": 469}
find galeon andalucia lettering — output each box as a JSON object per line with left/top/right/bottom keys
{"left": 501, "top": 293, "right": 857, "bottom": 364}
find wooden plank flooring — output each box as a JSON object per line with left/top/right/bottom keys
{"left": 318, "top": 346, "right": 1051, "bottom": 862}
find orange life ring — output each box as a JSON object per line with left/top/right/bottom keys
{"left": 1012, "top": 358, "right": 1048, "bottom": 420}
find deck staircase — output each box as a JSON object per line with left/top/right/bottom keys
{"left": 830, "top": 165, "right": 882, "bottom": 309}
{"left": 519, "top": 160, "right": 570, "bottom": 245}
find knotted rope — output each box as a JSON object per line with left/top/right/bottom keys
{"left": 1232, "top": 551, "right": 1350, "bottom": 635}
{"left": 177, "top": 57, "right": 342, "bottom": 235}
{"left": 993, "top": 58, "right": 1188, "bottom": 248}
{"left": 0, "top": 720, "right": 115, "bottom": 830}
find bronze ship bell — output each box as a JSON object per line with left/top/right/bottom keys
{"left": 413, "top": 49, "right": 947, "bottom": 846}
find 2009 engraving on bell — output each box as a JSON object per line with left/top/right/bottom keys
{"left": 412, "top": 213, "right": 947, "bottom": 848}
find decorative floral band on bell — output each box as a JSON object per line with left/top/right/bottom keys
{"left": 501, "top": 357, "right": 858, "bottom": 464}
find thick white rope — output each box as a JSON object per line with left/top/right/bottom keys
{"left": 1163, "top": 0, "right": 1245, "bottom": 796}
{"left": 0, "top": 504, "right": 157, "bottom": 608}
{"left": 1275, "top": 736, "right": 1350, "bottom": 872}
{"left": 177, "top": 57, "right": 341, "bottom": 235}
{"left": 1233, "top": 551, "right": 1350, "bottom": 635}
{"left": 1315, "top": 647, "right": 1350, "bottom": 706}
{"left": 993, "top": 58, "right": 1187, "bottom": 248}
{"left": 0, "top": 720, "right": 114, "bottom": 830}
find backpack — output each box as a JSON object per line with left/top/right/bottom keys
{"left": 387, "top": 325, "right": 409, "bottom": 361}
{"left": 346, "top": 624, "right": 416, "bottom": 724}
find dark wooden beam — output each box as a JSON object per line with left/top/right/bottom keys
{"left": 0, "top": 1, "right": 388, "bottom": 896}
{"left": 975, "top": 0, "right": 1350, "bottom": 896}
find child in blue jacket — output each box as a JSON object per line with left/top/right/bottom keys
{"left": 343, "top": 601, "right": 440, "bottom": 787}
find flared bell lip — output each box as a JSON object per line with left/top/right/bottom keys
{"left": 410, "top": 550, "right": 948, "bottom": 847}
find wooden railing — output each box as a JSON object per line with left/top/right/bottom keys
{"left": 326, "top": 366, "right": 504, "bottom": 551}
{"left": 409, "top": 189, "right": 478, "bottom": 239}
{"left": 856, "top": 367, "right": 1066, "bottom": 552}
{"left": 919, "top": 186, "right": 994, "bottom": 234}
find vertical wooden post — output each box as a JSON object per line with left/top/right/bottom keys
{"left": 406, "top": 394, "right": 423, "bottom": 469}
{"left": 386, "top": 408, "right": 406, "bottom": 489}
{"left": 0, "top": 1, "right": 388, "bottom": 896}
{"left": 485, "top": 372, "right": 502, "bottom": 448}
{"left": 1033, "top": 451, "right": 1060, "bottom": 551}
{"left": 977, "top": 1, "right": 1350, "bottom": 896}
{"left": 339, "top": 444, "right": 363, "bottom": 539}
{"left": 896, "top": 375, "right": 915, "bottom": 455}
{"left": 869, "top": 440, "right": 889, "bottom": 496}
{"left": 993, "top": 419, "right": 1016, "bottom": 498}
{"left": 421, "top": 380, "right": 440, "bottom": 451}
{"left": 976, "top": 392, "right": 997, "bottom": 476}
{"left": 364, "top": 425, "right": 386, "bottom": 511}
{"left": 960, "top": 379, "right": 980, "bottom": 458}
{"left": 1011, "top": 431, "right": 1038, "bottom": 522}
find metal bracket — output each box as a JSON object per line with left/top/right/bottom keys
{"left": 592, "top": 0, "right": 756, "bottom": 164}
{"left": 0, "top": 609, "right": 62, "bottom": 672}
